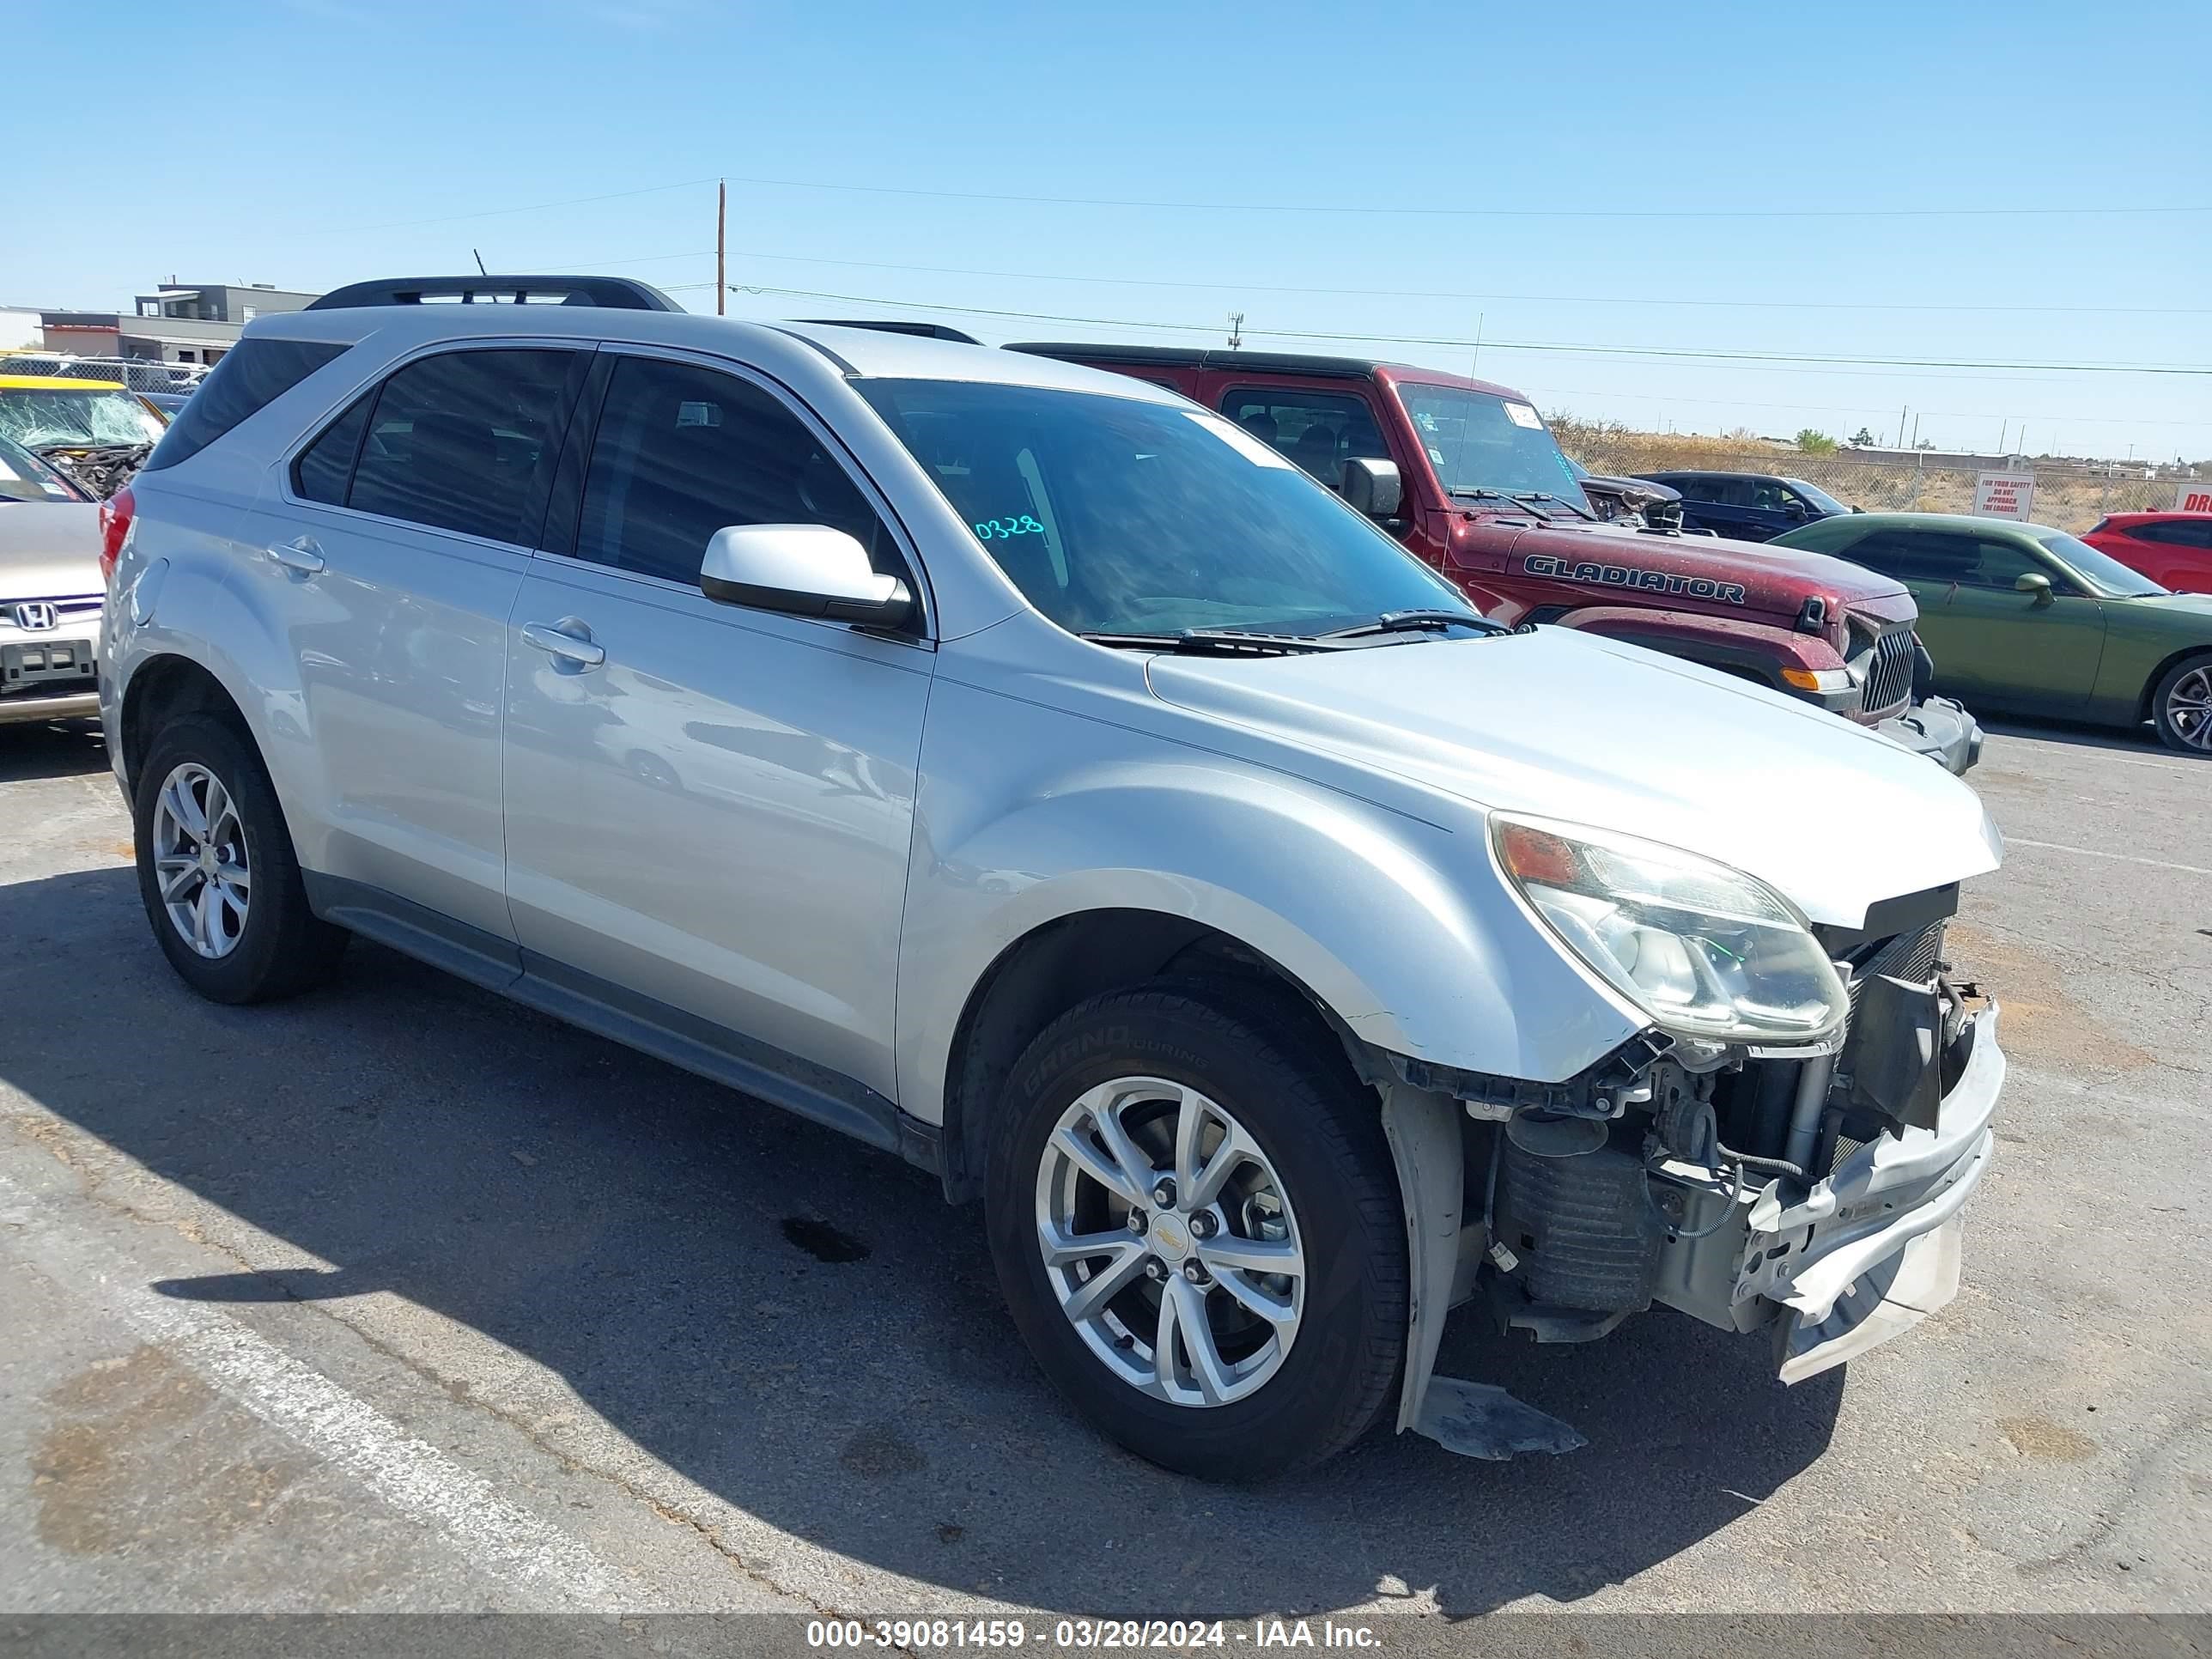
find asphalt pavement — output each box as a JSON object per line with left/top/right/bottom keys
{"left": 1, "top": 714, "right": 2205, "bottom": 1622}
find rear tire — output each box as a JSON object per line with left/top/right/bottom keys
{"left": 2150, "top": 653, "right": 2212, "bottom": 756}
{"left": 133, "top": 716, "right": 348, "bottom": 1003}
{"left": 984, "top": 985, "right": 1407, "bottom": 1481}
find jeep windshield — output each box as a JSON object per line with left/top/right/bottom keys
{"left": 1395, "top": 383, "right": 1593, "bottom": 513}
{"left": 857, "top": 378, "right": 1480, "bottom": 639}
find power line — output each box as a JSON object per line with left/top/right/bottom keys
{"left": 556, "top": 244, "right": 2212, "bottom": 319}
{"left": 691, "top": 172, "right": 2212, "bottom": 222}
{"left": 700, "top": 282, "right": 2212, "bottom": 377}
{"left": 331, "top": 170, "right": 2212, "bottom": 234}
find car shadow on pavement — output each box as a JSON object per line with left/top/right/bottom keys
{"left": 0, "top": 718, "right": 110, "bottom": 783}
{"left": 1978, "top": 715, "right": 2171, "bottom": 758}
{"left": 0, "top": 865, "right": 1843, "bottom": 1619}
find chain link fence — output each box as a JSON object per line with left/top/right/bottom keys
{"left": 0, "top": 352, "right": 208, "bottom": 397}
{"left": 1559, "top": 432, "right": 2185, "bottom": 533}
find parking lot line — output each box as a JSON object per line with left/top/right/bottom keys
{"left": 2001, "top": 837, "right": 2212, "bottom": 878}
{"left": 0, "top": 1169, "right": 636, "bottom": 1610}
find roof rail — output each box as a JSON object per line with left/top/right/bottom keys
{"left": 795, "top": 319, "right": 982, "bottom": 344}
{"left": 306, "top": 276, "right": 684, "bottom": 313}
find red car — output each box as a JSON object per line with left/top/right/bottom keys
{"left": 2081, "top": 512, "right": 2212, "bottom": 594}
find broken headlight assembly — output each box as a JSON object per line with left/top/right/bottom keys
{"left": 1492, "top": 816, "right": 1848, "bottom": 1045}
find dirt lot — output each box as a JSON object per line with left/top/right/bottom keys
{"left": 1, "top": 716, "right": 2206, "bottom": 1623}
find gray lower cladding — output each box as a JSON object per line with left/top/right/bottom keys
{"left": 300, "top": 872, "right": 943, "bottom": 1176}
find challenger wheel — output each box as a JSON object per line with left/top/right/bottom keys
{"left": 984, "top": 987, "right": 1407, "bottom": 1480}
{"left": 133, "top": 717, "right": 349, "bottom": 1003}
{"left": 2152, "top": 653, "right": 2212, "bottom": 756}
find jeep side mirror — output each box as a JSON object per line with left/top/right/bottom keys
{"left": 700, "top": 524, "right": 914, "bottom": 628}
{"left": 2014, "top": 571, "right": 2054, "bottom": 604}
{"left": 1340, "top": 457, "right": 1401, "bottom": 520}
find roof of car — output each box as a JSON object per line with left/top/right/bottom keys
{"left": 2098, "top": 510, "right": 2212, "bottom": 523}
{"left": 240, "top": 304, "right": 1185, "bottom": 400}
{"left": 1808, "top": 511, "right": 2062, "bottom": 536}
{"left": 1005, "top": 341, "right": 1530, "bottom": 400}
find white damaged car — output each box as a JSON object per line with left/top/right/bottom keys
{"left": 0, "top": 434, "right": 104, "bottom": 724}
{"left": 101, "top": 278, "right": 2004, "bottom": 1479}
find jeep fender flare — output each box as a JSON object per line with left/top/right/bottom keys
{"left": 1553, "top": 604, "right": 1847, "bottom": 690}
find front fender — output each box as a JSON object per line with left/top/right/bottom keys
{"left": 894, "top": 678, "right": 1641, "bottom": 1125}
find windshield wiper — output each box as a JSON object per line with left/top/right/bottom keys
{"left": 1512, "top": 491, "right": 1599, "bottom": 523}
{"left": 1448, "top": 487, "right": 1516, "bottom": 504}
{"left": 1317, "top": 609, "right": 1511, "bottom": 641}
{"left": 1079, "top": 629, "right": 1346, "bottom": 656}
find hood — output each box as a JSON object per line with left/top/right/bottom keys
{"left": 0, "top": 501, "right": 102, "bottom": 602}
{"left": 1146, "top": 626, "right": 1999, "bottom": 928}
{"left": 1468, "top": 514, "right": 1916, "bottom": 627}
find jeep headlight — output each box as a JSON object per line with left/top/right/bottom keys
{"left": 1492, "top": 816, "right": 1847, "bottom": 1043}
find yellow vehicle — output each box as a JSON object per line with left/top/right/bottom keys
{"left": 0, "top": 374, "right": 169, "bottom": 498}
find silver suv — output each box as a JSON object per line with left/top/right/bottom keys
{"left": 100, "top": 276, "right": 2007, "bottom": 1480}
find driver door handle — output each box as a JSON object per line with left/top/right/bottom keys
{"left": 520, "top": 619, "right": 606, "bottom": 669}
{"left": 265, "top": 536, "right": 325, "bottom": 575}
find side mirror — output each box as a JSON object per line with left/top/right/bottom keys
{"left": 699, "top": 524, "right": 914, "bottom": 628}
{"left": 2014, "top": 571, "right": 2054, "bottom": 604}
{"left": 1784, "top": 500, "right": 1810, "bottom": 520}
{"left": 1340, "top": 456, "right": 1402, "bottom": 520}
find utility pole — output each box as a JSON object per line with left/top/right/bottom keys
{"left": 1997, "top": 419, "right": 2008, "bottom": 458}
{"left": 1227, "top": 312, "right": 1244, "bottom": 349}
{"left": 715, "top": 180, "right": 726, "bottom": 316}
{"left": 1898, "top": 404, "right": 1907, "bottom": 449}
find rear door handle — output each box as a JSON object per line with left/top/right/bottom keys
{"left": 266, "top": 536, "right": 325, "bottom": 575}
{"left": 520, "top": 619, "right": 605, "bottom": 670}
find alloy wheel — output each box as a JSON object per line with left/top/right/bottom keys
{"left": 151, "top": 762, "right": 252, "bottom": 959}
{"left": 2166, "top": 665, "right": 2212, "bottom": 751}
{"left": 1034, "top": 1076, "right": 1304, "bottom": 1407}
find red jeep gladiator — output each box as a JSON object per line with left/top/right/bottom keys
{"left": 1011, "top": 343, "right": 1979, "bottom": 773}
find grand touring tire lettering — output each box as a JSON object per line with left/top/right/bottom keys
{"left": 1523, "top": 552, "right": 1747, "bottom": 605}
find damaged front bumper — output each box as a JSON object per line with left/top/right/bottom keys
{"left": 1652, "top": 1003, "right": 2003, "bottom": 1382}
{"left": 1875, "top": 695, "right": 1983, "bottom": 775}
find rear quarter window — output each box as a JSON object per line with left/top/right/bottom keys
{"left": 142, "top": 338, "right": 349, "bottom": 471}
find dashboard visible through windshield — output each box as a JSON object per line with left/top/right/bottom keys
{"left": 1394, "top": 382, "right": 1591, "bottom": 509}
{"left": 858, "top": 378, "right": 1477, "bottom": 639}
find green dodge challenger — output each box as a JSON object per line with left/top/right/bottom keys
{"left": 1772, "top": 511, "right": 2212, "bottom": 756}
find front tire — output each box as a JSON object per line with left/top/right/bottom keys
{"left": 133, "top": 716, "right": 349, "bottom": 1003}
{"left": 984, "top": 987, "right": 1407, "bottom": 1480}
{"left": 2151, "top": 653, "right": 2212, "bottom": 756}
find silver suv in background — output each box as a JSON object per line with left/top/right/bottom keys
{"left": 101, "top": 276, "right": 2007, "bottom": 1480}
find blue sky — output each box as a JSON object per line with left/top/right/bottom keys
{"left": 9, "top": 0, "right": 2210, "bottom": 460}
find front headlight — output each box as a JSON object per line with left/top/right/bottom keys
{"left": 1492, "top": 815, "right": 1847, "bottom": 1044}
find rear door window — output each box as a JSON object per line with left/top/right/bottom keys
{"left": 571, "top": 354, "right": 899, "bottom": 588}
{"left": 142, "top": 337, "right": 348, "bottom": 471}
{"left": 2138, "top": 520, "right": 2212, "bottom": 549}
{"left": 1217, "top": 388, "right": 1389, "bottom": 487}
{"left": 345, "top": 349, "right": 581, "bottom": 544}
{"left": 1856, "top": 530, "right": 2053, "bottom": 590}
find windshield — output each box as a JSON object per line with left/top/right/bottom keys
{"left": 1785, "top": 477, "right": 1849, "bottom": 514}
{"left": 2036, "top": 529, "right": 2168, "bottom": 598}
{"left": 856, "top": 379, "right": 1476, "bottom": 637}
{"left": 1394, "top": 383, "right": 1590, "bottom": 508}
{"left": 0, "top": 434, "right": 87, "bottom": 501}
{"left": 0, "top": 387, "right": 167, "bottom": 450}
